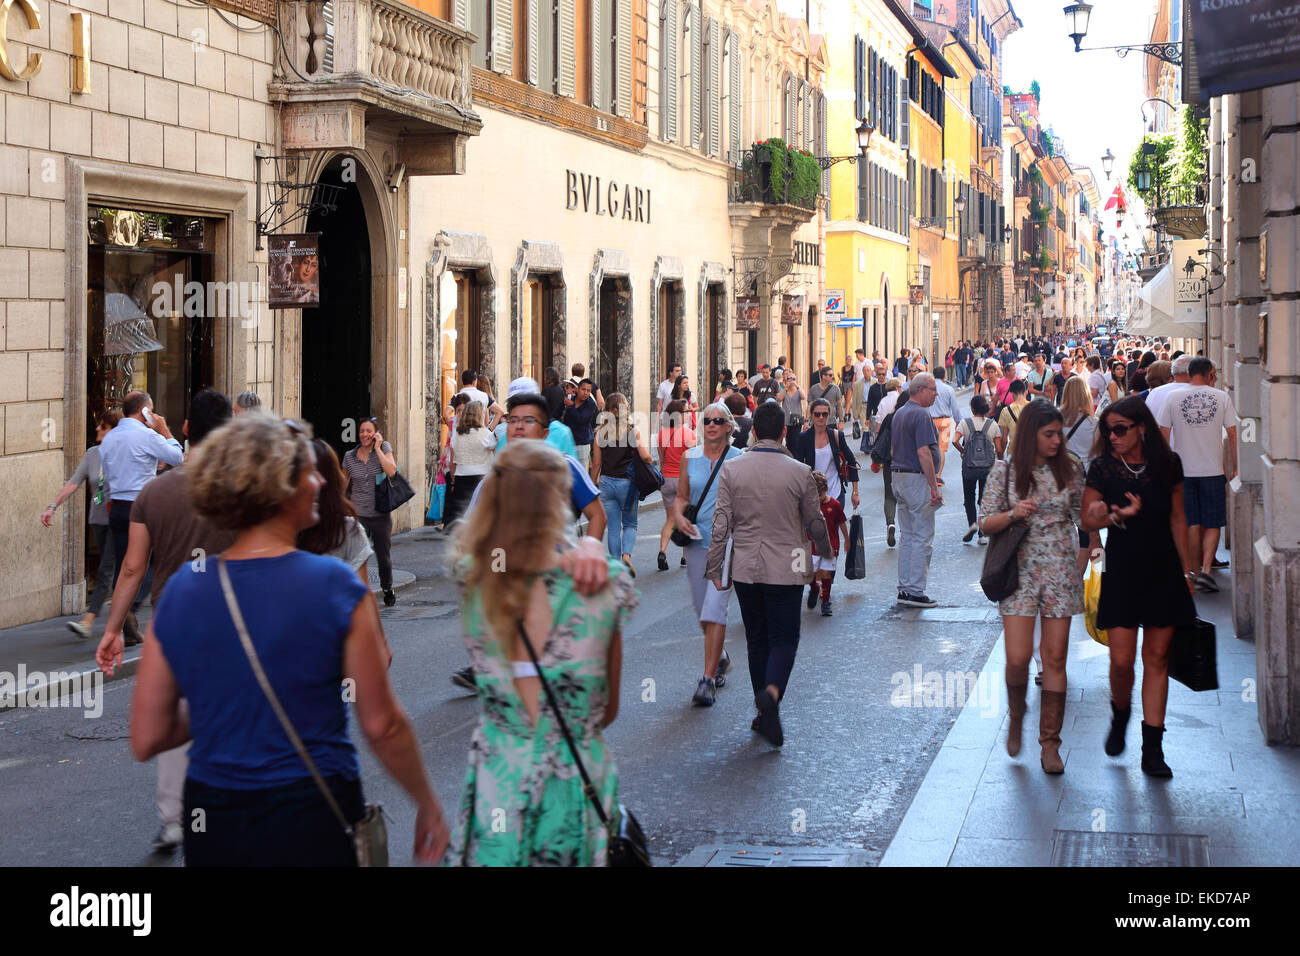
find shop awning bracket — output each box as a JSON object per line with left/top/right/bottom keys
{"left": 254, "top": 147, "right": 343, "bottom": 250}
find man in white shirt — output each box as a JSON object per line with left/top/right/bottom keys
{"left": 456, "top": 369, "right": 504, "bottom": 428}
{"left": 1144, "top": 354, "right": 1191, "bottom": 423}
{"left": 1157, "top": 357, "right": 1237, "bottom": 592}
{"left": 656, "top": 362, "right": 682, "bottom": 417}
{"left": 1085, "top": 354, "right": 1107, "bottom": 408}
{"left": 1013, "top": 353, "right": 1032, "bottom": 380}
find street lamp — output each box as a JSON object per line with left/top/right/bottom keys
{"left": 1101, "top": 148, "right": 1115, "bottom": 180}
{"left": 1003, "top": 224, "right": 1013, "bottom": 243}
{"left": 1064, "top": 2, "right": 1092, "bottom": 52}
{"left": 856, "top": 118, "right": 874, "bottom": 154}
{"left": 817, "top": 119, "right": 876, "bottom": 170}
{"left": 1064, "top": 2, "right": 1182, "bottom": 64}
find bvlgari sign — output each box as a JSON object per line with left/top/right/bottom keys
{"left": 1190, "top": 1, "right": 1300, "bottom": 99}
{"left": 565, "top": 170, "right": 652, "bottom": 223}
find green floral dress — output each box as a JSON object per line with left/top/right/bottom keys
{"left": 448, "top": 557, "right": 638, "bottom": 867}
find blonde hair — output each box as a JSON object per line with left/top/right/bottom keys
{"left": 457, "top": 400, "right": 485, "bottom": 434}
{"left": 454, "top": 441, "right": 573, "bottom": 650}
{"left": 187, "top": 413, "right": 313, "bottom": 531}
{"left": 1060, "top": 375, "right": 1093, "bottom": 426}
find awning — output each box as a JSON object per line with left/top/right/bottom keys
{"left": 1130, "top": 263, "right": 1205, "bottom": 340}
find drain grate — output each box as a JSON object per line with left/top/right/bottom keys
{"left": 1050, "top": 830, "right": 1210, "bottom": 867}
{"left": 674, "top": 845, "right": 871, "bottom": 867}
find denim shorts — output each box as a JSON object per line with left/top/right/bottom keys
{"left": 1183, "top": 474, "right": 1227, "bottom": 528}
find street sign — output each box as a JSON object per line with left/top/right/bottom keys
{"left": 824, "top": 289, "right": 846, "bottom": 320}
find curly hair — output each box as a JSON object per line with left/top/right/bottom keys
{"left": 187, "top": 413, "right": 313, "bottom": 531}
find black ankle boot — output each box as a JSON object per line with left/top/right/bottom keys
{"left": 1105, "top": 700, "right": 1131, "bottom": 757}
{"left": 1140, "top": 722, "right": 1173, "bottom": 778}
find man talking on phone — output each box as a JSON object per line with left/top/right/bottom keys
{"left": 97, "top": 390, "right": 183, "bottom": 643}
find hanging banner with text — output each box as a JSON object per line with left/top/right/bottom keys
{"left": 1189, "top": 2, "right": 1300, "bottom": 99}
{"left": 268, "top": 234, "right": 321, "bottom": 308}
{"left": 735, "top": 296, "right": 761, "bottom": 331}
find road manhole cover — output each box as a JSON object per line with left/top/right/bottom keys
{"left": 674, "top": 845, "right": 870, "bottom": 867}
{"left": 1050, "top": 830, "right": 1210, "bottom": 867}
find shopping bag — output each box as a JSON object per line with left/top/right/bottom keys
{"left": 844, "top": 513, "right": 866, "bottom": 580}
{"left": 426, "top": 476, "right": 446, "bottom": 522}
{"left": 1170, "top": 617, "right": 1219, "bottom": 692}
{"left": 1084, "top": 559, "right": 1107, "bottom": 646}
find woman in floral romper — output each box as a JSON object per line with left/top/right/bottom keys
{"left": 448, "top": 441, "right": 638, "bottom": 866}
{"left": 979, "top": 400, "right": 1084, "bottom": 774}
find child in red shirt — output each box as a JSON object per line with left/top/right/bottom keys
{"left": 808, "top": 471, "right": 849, "bottom": 616}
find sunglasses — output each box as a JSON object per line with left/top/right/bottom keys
{"left": 701, "top": 416, "right": 729, "bottom": 426}
{"left": 812, "top": 411, "right": 829, "bottom": 418}
{"left": 1106, "top": 423, "right": 1136, "bottom": 437}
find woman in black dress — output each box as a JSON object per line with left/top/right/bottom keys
{"left": 1081, "top": 397, "right": 1196, "bottom": 778}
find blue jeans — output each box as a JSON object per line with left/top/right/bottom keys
{"left": 598, "top": 475, "right": 639, "bottom": 557}
{"left": 954, "top": 363, "right": 968, "bottom": 387}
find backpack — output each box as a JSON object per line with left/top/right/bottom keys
{"left": 870, "top": 412, "right": 895, "bottom": 467}
{"left": 961, "top": 418, "right": 996, "bottom": 476}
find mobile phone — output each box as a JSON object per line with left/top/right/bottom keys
{"left": 142, "top": 407, "right": 154, "bottom": 425}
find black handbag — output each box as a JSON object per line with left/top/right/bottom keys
{"left": 629, "top": 448, "right": 665, "bottom": 501}
{"left": 669, "top": 452, "right": 727, "bottom": 548}
{"left": 1170, "top": 616, "right": 1219, "bottom": 691}
{"left": 980, "top": 462, "right": 1029, "bottom": 602}
{"left": 844, "top": 513, "right": 866, "bottom": 580}
{"left": 516, "top": 622, "right": 651, "bottom": 867}
{"left": 375, "top": 470, "right": 415, "bottom": 513}
{"left": 851, "top": 419, "right": 862, "bottom": 440}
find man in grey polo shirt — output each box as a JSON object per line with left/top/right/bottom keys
{"left": 891, "top": 374, "right": 943, "bottom": 607}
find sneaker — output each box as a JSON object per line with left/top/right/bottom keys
{"left": 978, "top": 534, "right": 988, "bottom": 546}
{"left": 383, "top": 588, "right": 397, "bottom": 607}
{"left": 807, "top": 584, "right": 819, "bottom": 609}
{"left": 450, "top": 666, "right": 477, "bottom": 693}
{"left": 899, "top": 593, "right": 938, "bottom": 608}
{"left": 680, "top": 553, "right": 687, "bottom": 567}
{"left": 753, "top": 690, "right": 783, "bottom": 746}
{"left": 692, "top": 676, "right": 717, "bottom": 707}
{"left": 151, "top": 822, "right": 183, "bottom": 854}
{"left": 1195, "top": 572, "right": 1219, "bottom": 592}
{"left": 657, "top": 551, "right": 669, "bottom": 572}
{"left": 887, "top": 524, "right": 896, "bottom": 548}
{"left": 962, "top": 526, "right": 978, "bottom": 543}
{"left": 1210, "top": 558, "right": 1230, "bottom": 570}
{"left": 713, "top": 650, "right": 731, "bottom": 688}
{"left": 66, "top": 620, "right": 92, "bottom": 640}
{"left": 821, "top": 600, "right": 832, "bottom": 617}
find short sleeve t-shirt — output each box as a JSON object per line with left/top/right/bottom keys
{"left": 957, "top": 415, "right": 1002, "bottom": 443}
{"left": 1155, "top": 385, "right": 1236, "bottom": 477}
{"left": 129, "top": 465, "right": 239, "bottom": 606}
{"left": 656, "top": 379, "right": 676, "bottom": 410}
{"left": 890, "top": 401, "right": 939, "bottom": 473}
{"left": 657, "top": 426, "right": 696, "bottom": 478}
{"left": 752, "top": 377, "right": 781, "bottom": 404}
{"left": 564, "top": 396, "right": 599, "bottom": 445}
{"left": 342, "top": 441, "right": 392, "bottom": 518}
{"left": 70, "top": 445, "right": 110, "bottom": 525}
{"left": 328, "top": 516, "right": 374, "bottom": 572}
{"left": 152, "top": 551, "right": 368, "bottom": 789}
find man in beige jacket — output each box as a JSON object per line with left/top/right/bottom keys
{"left": 706, "top": 403, "right": 833, "bottom": 747}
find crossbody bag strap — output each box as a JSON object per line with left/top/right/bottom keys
{"left": 692, "top": 451, "right": 728, "bottom": 511}
{"left": 515, "top": 620, "right": 609, "bottom": 826}
{"left": 217, "top": 558, "right": 354, "bottom": 837}
{"left": 1065, "top": 416, "right": 1085, "bottom": 442}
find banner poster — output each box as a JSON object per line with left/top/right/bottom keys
{"left": 1189, "top": 1, "right": 1300, "bottom": 99}
{"left": 735, "top": 295, "right": 761, "bottom": 331}
{"left": 780, "top": 293, "right": 806, "bottom": 326}
{"left": 268, "top": 234, "right": 321, "bottom": 308}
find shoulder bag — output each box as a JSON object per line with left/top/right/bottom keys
{"left": 670, "top": 451, "right": 728, "bottom": 547}
{"left": 217, "top": 559, "right": 388, "bottom": 866}
{"left": 375, "top": 469, "right": 415, "bottom": 513}
{"left": 979, "top": 462, "right": 1030, "bottom": 602}
{"left": 516, "top": 621, "right": 651, "bottom": 867}
{"left": 626, "top": 429, "right": 665, "bottom": 500}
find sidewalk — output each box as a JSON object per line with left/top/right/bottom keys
{"left": 881, "top": 554, "right": 1300, "bottom": 867}
{"left": 0, "top": 564, "right": 416, "bottom": 711}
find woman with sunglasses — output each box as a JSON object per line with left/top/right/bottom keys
{"left": 794, "top": 397, "right": 860, "bottom": 511}
{"left": 1081, "top": 397, "right": 1196, "bottom": 778}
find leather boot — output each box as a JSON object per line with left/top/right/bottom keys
{"left": 1005, "top": 681, "right": 1028, "bottom": 757}
{"left": 1038, "top": 690, "right": 1066, "bottom": 774}
{"left": 1105, "top": 699, "right": 1131, "bottom": 757}
{"left": 1140, "top": 722, "right": 1173, "bottom": 778}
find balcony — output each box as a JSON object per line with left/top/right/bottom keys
{"left": 958, "top": 233, "right": 987, "bottom": 261}
{"left": 729, "top": 146, "right": 819, "bottom": 213}
{"left": 272, "top": 0, "right": 482, "bottom": 165}
{"left": 1014, "top": 182, "right": 1031, "bottom": 199}
{"left": 1151, "top": 183, "right": 1209, "bottom": 240}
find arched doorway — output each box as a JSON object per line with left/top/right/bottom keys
{"left": 302, "top": 158, "right": 373, "bottom": 456}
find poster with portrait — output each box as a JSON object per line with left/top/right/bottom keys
{"left": 268, "top": 234, "right": 321, "bottom": 308}
{"left": 780, "top": 293, "right": 805, "bottom": 326}
{"left": 736, "top": 295, "right": 760, "bottom": 331}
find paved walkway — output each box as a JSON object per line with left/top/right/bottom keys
{"left": 881, "top": 552, "right": 1300, "bottom": 867}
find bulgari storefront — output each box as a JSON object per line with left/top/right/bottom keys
{"left": 409, "top": 101, "right": 736, "bottom": 477}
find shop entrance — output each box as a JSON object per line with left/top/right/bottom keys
{"left": 596, "top": 276, "right": 629, "bottom": 399}
{"left": 522, "top": 276, "right": 559, "bottom": 385}
{"left": 705, "top": 284, "right": 724, "bottom": 395}
{"left": 745, "top": 329, "right": 759, "bottom": 374}
{"left": 302, "top": 159, "right": 372, "bottom": 456}
{"left": 658, "top": 281, "right": 683, "bottom": 381}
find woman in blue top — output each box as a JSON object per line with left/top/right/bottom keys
{"left": 130, "top": 414, "right": 450, "bottom": 866}
{"left": 675, "top": 402, "right": 743, "bottom": 707}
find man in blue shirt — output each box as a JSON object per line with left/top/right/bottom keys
{"left": 98, "top": 390, "right": 183, "bottom": 639}
{"left": 928, "top": 367, "right": 959, "bottom": 486}
{"left": 562, "top": 379, "right": 599, "bottom": 470}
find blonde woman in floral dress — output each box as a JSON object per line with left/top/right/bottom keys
{"left": 979, "top": 400, "right": 1085, "bottom": 774}
{"left": 449, "top": 440, "right": 637, "bottom": 866}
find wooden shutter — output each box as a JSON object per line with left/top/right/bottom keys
{"left": 728, "top": 29, "right": 741, "bottom": 161}
{"left": 616, "top": 0, "right": 633, "bottom": 118}
{"left": 801, "top": 81, "right": 811, "bottom": 151}
{"left": 453, "top": 0, "right": 468, "bottom": 29}
{"left": 853, "top": 37, "right": 862, "bottom": 120}
{"left": 661, "top": 0, "right": 678, "bottom": 141}
{"left": 688, "top": 2, "right": 701, "bottom": 149}
{"left": 900, "top": 73, "right": 909, "bottom": 150}
{"left": 818, "top": 91, "right": 829, "bottom": 197}
{"left": 527, "top": 0, "right": 540, "bottom": 85}
{"left": 591, "top": 0, "right": 603, "bottom": 109}
{"left": 707, "top": 16, "right": 721, "bottom": 155}
{"left": 557, "top": 0, "right": 576, "bottom": 96}
{"left": 491, "top": 0, "right": 513, "bottom": 74}
{"left": 868, "top": 48, "right": 876, "bottom": 129}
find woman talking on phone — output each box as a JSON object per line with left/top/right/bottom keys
{"left": 342, "top": 418, "right": 398, "bottom": 606}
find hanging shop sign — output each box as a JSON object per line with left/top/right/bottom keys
{"left": 780, "top": 294, "right": 805, "bottom": 326}
{"left": 268, "top": 234, "right": 321, "bottom": 308}
{"left": 909, "top": 284, "right": 925, "bottom": 305}
{"left": 824, "top": 289, "right": 846, "bottom": 320}
{"left": 735, "top": 295, "right": 761, "bottom": 331}
{"left": 1189, "top": 2, "right": 1300, "bottom": 99}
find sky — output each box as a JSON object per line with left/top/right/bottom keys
{"left": 777, "top": 0, "right": 1163, "bottom": 255}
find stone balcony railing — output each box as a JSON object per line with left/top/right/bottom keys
{"left": 272, "top": 0, "right": 481, "bottom": 156}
